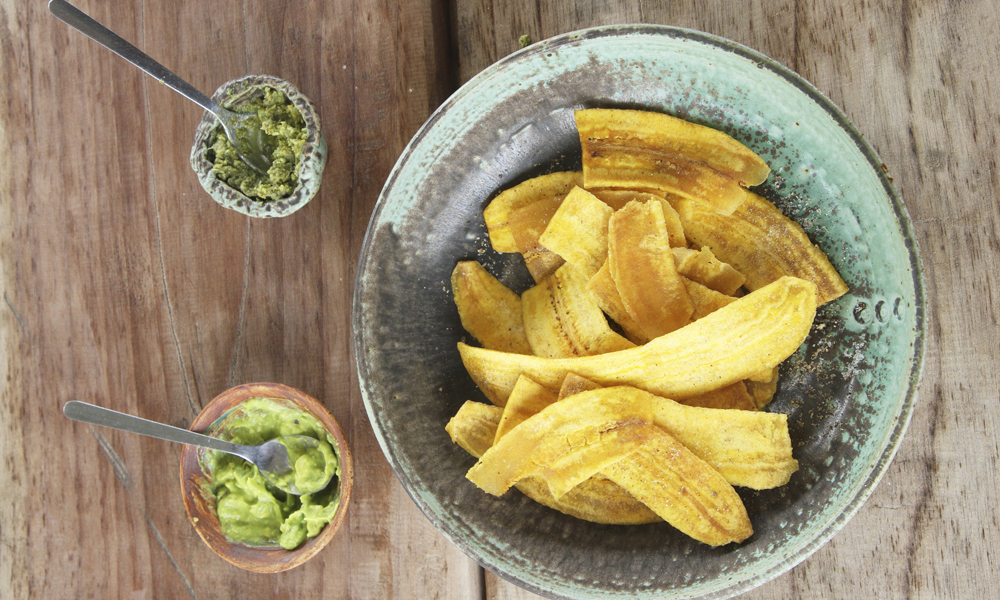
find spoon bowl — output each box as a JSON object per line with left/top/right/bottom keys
{"left": 215, "top": 109, "right": 275, "bottom": 175}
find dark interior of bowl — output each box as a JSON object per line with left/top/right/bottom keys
{"left": 354, "top": 26, "right": 924, "bottom": 600}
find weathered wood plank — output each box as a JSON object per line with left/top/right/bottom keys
{"left": 0, "top": 0, "right": 476, "bottom": 598}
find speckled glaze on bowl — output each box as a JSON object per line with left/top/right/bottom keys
{"left": 353, "top": 25, "right": 925, "bottom": 600}
{"left": 190, "top": 75, "right": 327, "bottom": 218}
{"left": 179, "top": 382, "right": 352, "bottom": 573}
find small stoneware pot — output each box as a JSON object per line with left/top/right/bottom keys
{"left": 190, "top": 75, "right": 327, "bottom": 218}
{"left": 179, "top": 382, "right": 352, "bottom": 573}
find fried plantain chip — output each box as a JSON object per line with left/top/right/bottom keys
{"left": 608, "top": 200, "right": 694, "bottom": 338}
{"left": 557, "top": 373, "right": 603, "bottom": 400}
{"left": 676, "top": 380, "right": 756, "bottom": 411}
{"left": 537, "top": 187, "right": 614, "bottom": 279}
{"left": 466, "top": 388, "right": 657, "bottom": 499}
{"left": 591, "top": 259, "right": 735, "bottom": 331}
{"left": 522, "top": 263, "right": 635, "bottom": 358}
{"left": 602, "top": 426, "right": 753, "bottom": 545}
{"left": 508, "top": 196, "right": 566, "bottom": 282}
{"left": 494, "top": 375, "right": 558, "bottom": 439}
{"left": 674, "top": 192, "right": 849, "bottom": 304}
{"left": 682, "top": 277, "right": 739, "bottom": 321}
{"left": 458, "top": 276, "right": 818, "bottom": 405}
{"left": 515, "top": 476, "right": 662, "bottom": 525}
{"left": 672, "top": 247, "right": 747, "bottom": 296}
{"left": 446, "top": 400, "right": 504, "bottom": 458}
{"left": 451, "top": 261, "right": 532, "bottom": 355}
{"left": 484, "top": 171, "right": 583, "bottom": 253}
{"left": 746, "top": 366, "right": 780, "bottom": 409}
{"left": 589, "top": 189, "right": 687, "bottom": 248}
{"left": 445, "top": 400, "right": 661, "bottom": 524}
{"left": 576, "top": 109, "right": 769, "bottom": 215}
{"left": 648, "top": 393, "right": 798, "bottom": 489}
{"left": 576, "top": 109, "right": 770, "bottom": 185}
{"left": 590, "top": 269, "right": 729, "bottom": 333}
{"left": 586, "top": 260, "right": 650, "bottom": 345}
{"left": 746, "top": 368, "right": 776, "bottom": 383}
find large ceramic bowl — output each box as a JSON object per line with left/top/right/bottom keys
{"left": 353, "top": 25, "right": 925, "bottom": 599}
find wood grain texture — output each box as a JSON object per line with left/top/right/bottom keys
{"left": 1, "top": 0, "right": 471, "bottom": 598}
{"left": 2, "top": 0, "right": 998, "bottom": 598}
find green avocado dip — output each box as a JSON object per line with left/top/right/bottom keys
{"left": 201, "top": 397, "right": 340, "bottom": 550}
{"left": 207, "top": 87, "right": 307, "bottom": 201}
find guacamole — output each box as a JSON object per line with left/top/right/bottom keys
{"left": 207, "top": 87, "right": 307, "bottom": 201}
{"left": 201, "top": 397, "right": 340, "bottom": 550}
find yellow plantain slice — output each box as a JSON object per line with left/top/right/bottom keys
{"left": 576, "top": 109, "right": 771, "bottom": 185}
{"left": 451, "top": 261, "right": 532, "bottom": 355}
{"left": 672, "top": 247, "right": 747, "bottom": 296}
{"left": 445, "top": 401, "right": 660, "bottom": 524}
{"left": 648, "top": 393, "right": 798, "bottom": 489}
{"left": 682, "top": 277, "right": 739, "bottom": 321}
{"left": 522, "top": 263, "right": 635, "bottom": 358}
{"left": 494, "top": 375, "right": 558, "bottom": 439}
{"left": 537, "top": 187, "right": 614, "bottom": 279}
{"left": 550, "top": 382, "right": 791, "bottom": 488}
{"left": 602, "top": 426, "right": 753, "bottom": 546}
{"left": 446, "top": 400, "right": 504, "bottom": 458}
{"left": 592, "top": 259, "right": 733, "bottom": 331}
{"left": 746, "top": 368, "right": 776, "bottom": 383}
{"left": 457, "top": 276, "right": 818, "bottom": 405}
{"left": 582, "top": 148, "right": 748, "bottom": 215}
{"left": 484, "top": 171, "right": 583, "bottom": 253}
{"left": 466, "top": 388, "right": 657, "bottom": 499}
{"left": 608, "top": 200, "right": 694, "bottom": 338}
{"left": 447, "top": 385, "right": 796, "bottom": 496}
{"left": 674, "top": 192, "right": 849, "bottom": 304}
{"left": 508, "top": 196, "right": 566, "bottom": 282}
{"left": 589, "top": 189, "right": 686, "bottom": 248}
{"left": 514, "top": 476, "right": 661, "bottom": 525}
{"left": 676, "top": 380, "right": 756, "bottom": 411}
{"left": 576, "top": 109, "right": 769, "bottom": 215}
{"left": 746, "top": 366, "right": 780, "bottom": 409}
{"left": 587, "top": 260, "right": 650, "bottom": 345}
{"left": 557, "top": 373, "right": 603, "bottom": 400}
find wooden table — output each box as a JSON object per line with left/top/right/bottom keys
{"left": 1, "top": 0, "right": 996, "bottom": 598}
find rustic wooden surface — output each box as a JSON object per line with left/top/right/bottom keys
{"left": 1, "top": 0, "right": 997, "bottom": 598}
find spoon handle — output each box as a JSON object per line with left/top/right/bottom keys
{"left": 48, "top": 0, "right": 222, "bottom": 115}
{"left": 63, "top": 401, "right": 245, "bottom": 456}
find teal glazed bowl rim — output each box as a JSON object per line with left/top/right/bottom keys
{"left": 353, "top": 24, "right": 926, "bottom": 600}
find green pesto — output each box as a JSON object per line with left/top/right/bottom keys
{"left": 202, "top": 397, "right": 340, "bottom": 550}
{"left": 208, "top": 87, "right": 307, "bottom": 201}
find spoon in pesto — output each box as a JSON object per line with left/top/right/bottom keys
{"left": 48, "top": 0, "right": 273, "bottom": 175}
{"left": 63, "top": 401, "right": 333, "bottom": 496}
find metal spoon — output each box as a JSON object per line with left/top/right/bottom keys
{"left": 48, "top": 0, "right": 273, "bottom": 175}
{"left": 63, "top": 400, "right": 333, "bottom": 495}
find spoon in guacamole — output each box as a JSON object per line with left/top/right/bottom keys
{"left": 48, "top": 0, "right": 273, "bottom": 175}
{"left": 63, "top": 401, "right": 335, "bottom": 496}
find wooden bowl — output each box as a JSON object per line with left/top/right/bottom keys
{"left": 179, "top": 382, "right": 352, "bottom": 573}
